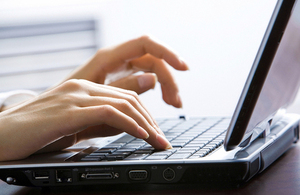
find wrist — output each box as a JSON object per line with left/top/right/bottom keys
{"left": 0, "top": 90, "right": 37, "bottom": 112}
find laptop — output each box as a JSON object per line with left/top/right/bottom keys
{"left": 1, "top": 0, "right": 300, "bottom": 187}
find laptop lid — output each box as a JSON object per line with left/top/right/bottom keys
{"left": 224, "top": 0, "right": 300, "bottom": 150}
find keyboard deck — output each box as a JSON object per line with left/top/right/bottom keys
{"left": 78, "top": 117, "right": 230, "bottom": 161}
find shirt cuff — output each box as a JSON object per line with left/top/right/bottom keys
{"left": 0, "top": 90, "right": 38, "bottom": 109}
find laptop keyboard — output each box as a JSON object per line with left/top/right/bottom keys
{"left": 78, "top": 117, "right": 230, "bottom": 161}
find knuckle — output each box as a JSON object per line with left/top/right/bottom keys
{"left": 127, "top": 95, "right": 138, "bottom": 106}
{"left": 100, "top": 105, "right": 115, "bottom": 119}
{"left": 116, "top": 99, "right": 131, "bottom": 111}
{"left": 139, "top": 35, "right": 152, "bottom": 43}
{"left": 118, "top": 99, "right": 132, "bottom": 110}
{"left": 128, "top": 90, "right": 139, "bottom": 98}
{"left": 120, "top": 91, "right": 139, "bottom": 107}
{"left": 62, "top": 79, "right": 83, "bottom": 91}
{"left": 60, "top": 93, "right": 77, "bottom": 103}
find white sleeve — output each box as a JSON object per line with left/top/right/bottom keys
{"left": 0, "top": 90, "right": 38, "bottom": 109}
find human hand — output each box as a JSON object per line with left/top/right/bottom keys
{"left": 64, "top": 35, "right": 189, "bottom": 108}
{"left": 0, "top": 79, "right": 172, "bottom": 161}
{"left": 0, "top": 36, "right": 188, "bottom": 161}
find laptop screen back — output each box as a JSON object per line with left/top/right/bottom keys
{"left": 225, "top": 0, "right": 300, "bottom": 150}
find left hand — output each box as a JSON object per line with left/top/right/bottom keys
{"left": 63, "top": 35, "right": 189, "bottom": 108}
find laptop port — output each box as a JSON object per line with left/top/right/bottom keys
{"left": 33, "top": 170, "right": 49, "bottom": 180}
{"left": 81, "top": 172, "right": 114, "bottom": 180}
{"left": 128, "top": 170, "right": 148, "bottom": 181}
{"left": 56, "top": 169, "right": 72, "bottom": 183}
{"left": 163, "top": 167, "right": 175, "bottom": 181}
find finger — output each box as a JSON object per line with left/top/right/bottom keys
{"left": 109, "top": 73, "right": 157, "bottom": 94}
{"left": 78, "top": 90, "right": 164, "bottom": 137}
{"left": 78, "top": 80, "right": 163, "bottom": 134}
{"left": 104, "top": 81, "right": 163, "bottom": 135}
{"left": 107, "top": 35, "right": 189, "bottom": 71}
{"left": 129, "top": 54, "right": 183, "bottom": 108}
{"left": 74, "top": 105, "right": 171, "bottom": 150}
{"left": 79, "top": 96, "right": 157, "bottom": 135}
{"left": 72, "top": 105, "right": 149, "bottom": 140}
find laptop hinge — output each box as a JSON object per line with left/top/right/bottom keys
{"left": 261, "top": 119, "right": 272, "bottom": 138}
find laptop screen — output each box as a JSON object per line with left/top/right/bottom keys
{"left": 225, "top": 0, "right": 300, "bottom": 150}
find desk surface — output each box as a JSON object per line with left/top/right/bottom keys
{"left": 1, "top": 142, "right": 300, "bottom": 195}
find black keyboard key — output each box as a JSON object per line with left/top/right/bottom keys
{"left": 198, "top": 148, "right": 211, "bottom": 154}
{"left": 125, "top": 153, "right": 149, "bottom": 160}
{"left": 167, "top": 153, "right": 191, "bottom": 159}
{"left": 145, "top": 154, "right": 168, "bottom": 160}
{"left": 81, "top": 157, "right": 101, "bottom": 161}
{"left": 114, "top": 135, "right": 136, "bottom": 143}
{"left": 121, "top": 144, "right": 143, "bottom": 150}
{"left": 184, "top": 143, "right": 204, "bottom": 149}
{"left": 134, "top": 150, "right": 153, "bottom": 154}
{"left": 94, "top": 148, "right": 116, "bottom": 153}
{"left": 105, "top": 156, "right": 117, "bottom": 161}
{"left": 170, "top": 141, "right": 187, "bottom": 147}
{"left": 152, "top": 150, "right": 174, "bottom": 156}
{"left": 206, "top": 143, "right": 218, "bottom": 149}
{"left": 88, "top": 153, "right": 109, "bottom": 157}
{"left": 112, "top": 151, "right": 132, "bottom": 156}
{"left": 116, "top": 148, "right": 137, "bottom": 153}
{"left": 102, "top": 143, "right": 124, "bottom": 149}
{"left": 177, "top": 148, "right": 197, "bottom": 154}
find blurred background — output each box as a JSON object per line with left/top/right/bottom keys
{"left": 2, "top": 0, "right": 298, "bottom": 119}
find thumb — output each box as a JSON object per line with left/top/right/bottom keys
{"left": 109, "top": 73, "right": 157, "bottom": 94}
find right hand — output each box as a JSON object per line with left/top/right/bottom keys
{"left": 0, "top": 79, "right": 171, "bottom": 161}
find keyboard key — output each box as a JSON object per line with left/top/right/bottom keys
{"left": 102, "top": 143, "right": 124, "bottom": 149}
{"left": 112, "top": 151, "right": 132, "bottom": 156}
{"left": 170, "top": 143, "right": 186, "bottom": 148}
{"left": 189, "top": 152, "right": 206, "bottom": 158}
{"left": 115, "top": 148, "right": 136, "bottom": 153}
{"left": 145, "top": 154, "right": 168, "bottom": 160}
{"left": 105, "top": 154, "right": 127, "bottom": 161}
{"left": 189, "top": 140, "right": 209, "bottom": 145}
{"left": 94, "top": 148, "right": 116, "bottom": 153}
{"left": 177, "top": 148, "right": 196, "bottom": 154}
{"left": 122, "top": 144, "right": 144, "bottom": 149}
{"left": 125, "top": 153, "right": 149, "bottom": 160}
{"left": 170, "top": 140, "right": 188, "bottom": 146}
{"left": 152, "top": 150, "right": 174, "bottom": 156}
{"left": 78, "top": 117, "right": 228, "bottom": 162}
{"left": 184, "top": 143, "right": 204, "bottom": 149}
{"left": 167, "top": 153, "right": 191, "bottom": 159}
{"left": 81, "top": 157, "right": 101, "bottom": 161}
{"left": 173, "top": 136, "right": 194, "bottom": 141}
{"left": 114, "top": 135, "right": 136, "bottom": 143}
{"left": 134, "top": 150, "right": 153, "bottom": 154}
{"left": 206, "top": 143, "right": 218, "bottom": 149}
{"left": 188, "top": 155, "right": 201, "bottom": 159}
{"left": 198, "top": 148, "right": 211, "bottom": 154}
{"left": 88, "top": 153, "right": 109, "bottom": 157}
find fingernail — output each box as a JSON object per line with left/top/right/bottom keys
{"left": 156, "top": 134, "right": 172, "bottom": 149}
{"left": 176, "top": 93, "right": 183, "bottom": 108}
{"left": 179, "top": 57, "right": 190, "bottom": 70}
{"left": 137, "top": 126, "right": 149, "bottom": 139}
{"left": 138, "top": 74, "right": 156, "bottom": 90}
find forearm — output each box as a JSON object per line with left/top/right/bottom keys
{"left": 0, "top": 101, "right": 65, "bottom": 161}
